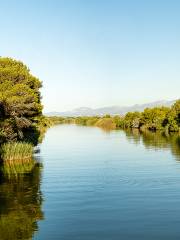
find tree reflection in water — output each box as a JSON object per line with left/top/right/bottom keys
{"left": 0, "top": 163, "right": 43, "bottom": 240}
{"left": 125, "top": 129, "right": 180, "bottom": 161}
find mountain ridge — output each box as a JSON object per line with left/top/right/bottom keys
{"left": 45, "top": 100, "right": 176, "bottom": 117}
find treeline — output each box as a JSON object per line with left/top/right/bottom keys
{"left": 114, "top": 101, "right": 180, "bottom": 132}
{"left": 49, "top": 100, "right": 180, "bottom": 133}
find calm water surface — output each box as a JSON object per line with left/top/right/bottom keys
{"left": 1, "top": 124, "right": 180, "bottom": 240}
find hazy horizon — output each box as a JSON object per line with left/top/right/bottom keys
{"left": 1, "top": 0, "right": 180, "bottom": 112}
{"left": 45, "top": 99, "right": 176, "bottom": 114}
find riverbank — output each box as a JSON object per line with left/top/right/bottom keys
{"left": 47, "top": 99, "right": 180, "bottom": 133}
{"left": 1, "top": 99, "right": 179, "bottom": 167}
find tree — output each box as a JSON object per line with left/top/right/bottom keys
{"left": 0, "top": 57, "right": 43, "bottom": 143}
{"left": 124, "top": 111, "right": 141, "bottom": 128}
{"left": 166, "top": 100, "right": 180, "bottom": 132}
{"left": 141, "top": 107, "right": 169, "bottom": 130}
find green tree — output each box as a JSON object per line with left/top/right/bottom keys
{"left": 141, "top": 107, "right": 169, "bottom": 130}
{"left": 124, "top": 111, "right": 141, "bottom": 128}
{"left": 0, "top": 57, "right": 43, "bottom": 143}
{"left": 166, "top": 100, "right": 180, "bottom": 132}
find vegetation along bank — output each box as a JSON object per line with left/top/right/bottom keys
{"left": 49, "top": 100, "right": 180, "bottom": 133}
{"left": 0, "top": 57, "right": 50, "bottom": 167}
{"left": 0, "top": 57, "right": 179, "bottom": 166}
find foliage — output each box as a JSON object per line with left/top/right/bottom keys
{"left": 141, "top": 107, "right": 169, "bottom": 130}
{"left": 86, "top": 117, "right": 100, "bottom": 126}
{"left": 75, "top": 117, "right": 90, "bottom": 125}
{"left": 166, "top": 100, "right": 180, "bottom": 132}
{"left": 113, "top": 115, "right": 124, "bottom": 128}
{"left": 48, "top": 100, "right": 180, "bottom": 133}
{"left": 0, "top": 57, "right": 43, "bottom": 143}
{"left": 124, "top": 111, "right": 142, "bottom": 128}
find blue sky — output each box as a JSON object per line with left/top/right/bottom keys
{"left": 1, "top": 0, "right": 180, "bottom": 112}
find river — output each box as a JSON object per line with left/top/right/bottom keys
{"left": 0, "top": 124, "right": 180, "bottom": 240}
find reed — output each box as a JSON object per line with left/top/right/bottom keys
{"left": 0, "top": 142, "right": 33, "bottom": 162}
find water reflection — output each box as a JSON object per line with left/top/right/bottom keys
{"left": 0, "top": 163, "right": 43, "bottom": 240}
{"left": 125, "top": 129, "right": 180, "bottom": 161}
{"left": 0, "top": 159, "right": 37, "bottom": 178}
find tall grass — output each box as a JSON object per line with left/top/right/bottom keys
{"left": 0, "top": 142, "right": 33, "bottom": 162}
{"left": 0, "top": 142, "right": 35, "bottom": 177}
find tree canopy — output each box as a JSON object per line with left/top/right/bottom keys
{"left": 0, "top": 57, "right": 43, "bottom": 143}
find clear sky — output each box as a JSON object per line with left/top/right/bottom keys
{"left": 1, "top": 0, "right": 180, "bottom": 112}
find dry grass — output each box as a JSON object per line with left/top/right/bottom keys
{"left": 95, "top": 118, "right": 116, "bottom": 130}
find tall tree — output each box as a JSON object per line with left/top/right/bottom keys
{"left": 0, "top": 57, "right": 43, "bottom": 143}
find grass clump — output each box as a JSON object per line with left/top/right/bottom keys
{"left": 0, "top": 142, "right": 33, "bottom": 162}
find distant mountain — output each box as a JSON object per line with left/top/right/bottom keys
{"left": 45, "top": 100, "right": 176, "bottom": 117}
